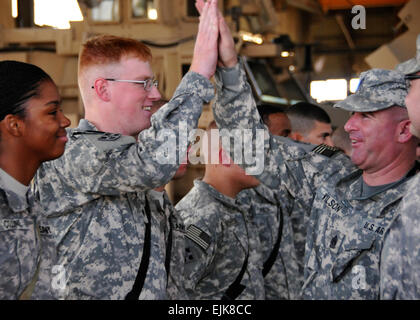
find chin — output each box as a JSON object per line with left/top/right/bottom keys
{"left": 46, "top": 147, "right": 66, "bottom": 161}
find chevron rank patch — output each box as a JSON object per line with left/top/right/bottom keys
{"left": 312, "top": 144, "right": 341, "bottom": 157}
{"left": 186, "top": 224, "right": 211, "bottom": 252}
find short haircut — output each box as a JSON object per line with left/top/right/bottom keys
{"left": 257, "top": 104, "right": 287, "bottom": 126}
{"left": 78, "top": 34, "right": 152, "bottom": 76}
{"left": 286, "top": 102, "right": 331, "bottom": 135}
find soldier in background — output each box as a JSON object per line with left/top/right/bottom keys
{"left": 0, "top": 61, "right": 71, "bottom": 299}
{"left": 238, "top": 104, "right": 301, "bottom": 299}
{"left": 286, "top": 101, "right": 334, "bottom": 146}
{"left": 380, "top": 34, "right": 420, "bottom": 300}
{"left": 257, "top": 104, "right": 291, "bottom": 138}
{"left": 31, "top": 0, "right": 220, "bottom": 300}
{"left": 210, "top": 9, "right": 418, "bottom": 298}
{"left": 176, "top": 121, "right": 265, "bottom": 299}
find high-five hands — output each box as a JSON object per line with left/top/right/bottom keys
{"left": 195, "top": 0, "right": 238, "bottom": 68}
{"left": 189, "top": 0, "right": 220, "bottom": 79}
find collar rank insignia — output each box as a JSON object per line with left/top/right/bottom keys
{"left": 312, "top": 144, "right": 341, "bottom": 157}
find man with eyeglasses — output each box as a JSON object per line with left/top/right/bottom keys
{"left": 380, "top": 34, "right": 420, "bottom": 300}
{"left": 31, "top": 0, "right": 220, "bottom": 300}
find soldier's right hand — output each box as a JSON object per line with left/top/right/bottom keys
{"left": 189, "top": 0, "right": 219, "bottom": 79}
{"left": 195, "top": 0, "right": 237, "bottom": 69}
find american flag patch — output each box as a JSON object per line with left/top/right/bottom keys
{"left": 186, "top": 224, "right": 211, "bottom": 252}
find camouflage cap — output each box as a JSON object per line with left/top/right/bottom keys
{"left": 334, "top": 68, "right": 408, "bottom": 112}
{"left": 395, "top": 34, "right": 420, "bottom": 75}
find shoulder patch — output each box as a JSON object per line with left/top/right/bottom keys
{"left": 312, "top": 144, "right": 341, "bottom": 157}
{"left": 185, "top": 224, "right": 211, "bottom": 252}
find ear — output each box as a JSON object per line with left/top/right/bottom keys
{"left": 219, "top": 148, "right": 232, "bottom": 167}
{"left": 397, "top": 119, "right": 412, "bottom": 143}
{"left": 2, "top": 114, "right": 24, "bottom": 137}
{"left": 93, "top": 78, "right": 111, "bottom": 102}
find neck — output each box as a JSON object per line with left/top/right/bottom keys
{"left": 203, "top": 167, "right": 242, "bottom": 198}
{"left": 362, "top": 156, "right": 416, "bottom": 186}
{"left": 0, "top": 153, "right": 39, "bottom": 186}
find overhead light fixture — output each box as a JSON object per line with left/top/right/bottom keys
{"left": 11, "top": 0, "right": 18, "bottom": 18}
{"left": 281, "top": 51, "right": 290, "bottom": 58}
{"left": 147, "top": 8, "right": 158, "bottom": 20}
{"left": 239, "top": 31, "right": 263, "bottom": 45}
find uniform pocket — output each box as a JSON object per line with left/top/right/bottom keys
{"left": 331, "top": 233, "right": 375, "bottom": 282}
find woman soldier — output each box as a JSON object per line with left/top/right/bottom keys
{"left": 0, "top": 60, "right": 70, "bottom": 299}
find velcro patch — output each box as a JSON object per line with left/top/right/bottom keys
{"left": 185, "top": 224, "right": 211, "bottom": 252}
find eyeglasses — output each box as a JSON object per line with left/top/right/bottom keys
{"left": 405, "top": 74, "right": 420, "bottom": 80}
{"left": 105, "top": 78, "right": 159, "bottom": 91}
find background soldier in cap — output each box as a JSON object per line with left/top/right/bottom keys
{"left": 31, "top": 0, "right": 220, "bottom": 299}
{"left": 380, "top": 34, "right": 420, "bottom": 300}
{"left": 211, "top": 16, "right": 419, "bottom": 298}
{"left": 176, "top": 121, "right": 265, "bottom": 300}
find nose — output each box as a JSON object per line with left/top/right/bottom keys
{"left": 344, "top": 114, "right": 358, "bottom": 133}
{"left": 148, "top": 86, "right": 161, "bottom": 101}
{"left": 59, "top": 111, "right": 71, "bottom": 128}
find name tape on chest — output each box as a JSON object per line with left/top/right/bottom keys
{"left": 1, "top": 219, "right": 21, "bottom": 229}
{"left": 38, "top": 224, "right": 52, "bottom": 235}
{"left": 362, "top": 221, "right": 385, "bottom": 236}
{"left": 321, "top": 193, "right": 351, "bottom": 214}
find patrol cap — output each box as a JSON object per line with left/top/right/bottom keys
{"left": 395, "top": 34, "right": 420, "bottom": 75}
{"left": 334, "top": 68, "right": 408, "bottom": 112}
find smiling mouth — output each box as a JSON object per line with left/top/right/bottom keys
{"left": 143, "top": 106, "right": 151, "bottom": 111}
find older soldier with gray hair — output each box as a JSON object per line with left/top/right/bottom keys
{"left": 380, "top": 34, "right": 420, "bottom": 300}
{"left": 31, "top": 0, "right": 220, "bottom": 300}
{"left": 212, "top": 20, "right": 419, "bottom": 299}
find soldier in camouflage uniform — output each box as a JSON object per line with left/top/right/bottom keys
{"left": 211, "top": 12, "right": 419, "bottom": 298}
{"left": 380, "top": 34, "right": 420, "bottom": 300}
{"left": 146, "top": 188, "right": 188, "bottom": 299}
{"left": 0, "top": 60, "right": 71, "bottom": 299}
{"left": 31, "top": 0, "right": 220, "bottom": 300}
{"left": 176, "top": 122, "right": 265, "bottom": 299}
{"left": 237, "top": 184, "right": 302, "bottom": 299}
{"left": 237, "top": 106, "right": 301, "bottom": 299}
